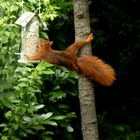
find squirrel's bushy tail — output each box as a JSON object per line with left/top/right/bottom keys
{"left": 77, "top": 55, "right": 116, "bottom": 86}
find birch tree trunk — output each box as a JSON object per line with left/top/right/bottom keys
{"left": 72, "top": 0, "right": 99, "bottom": 140}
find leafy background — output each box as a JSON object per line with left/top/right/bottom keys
{"left": 0, "top": 0, "right": 140, "bottom": 140}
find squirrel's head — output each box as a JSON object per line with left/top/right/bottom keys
{"left": 38, "top": 39, "right": 53, "bottom": 50}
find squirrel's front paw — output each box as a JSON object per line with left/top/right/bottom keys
{"left": 86, "top": 33, "right": 94, "bottom": 42}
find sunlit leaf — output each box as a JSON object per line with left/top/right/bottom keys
{"left": 41, "top": 112, "right": 53, "bottom": 119}
{"left": 34, "top": 104, "right": 45, "bottom": 110}
{"left": 67, "top": 126, "right": 74, "bottom": 132}
{"left": 23, "top": 116, "right": 31, "bottom": 123}
{"left": 51, "top": 115, "right": 65, "bottom": 120}
{"left": 0, "top": 123, "right": 7, "bottom": 127}
{"left": 45, "top": 121, "right": 57, "bottom": 126}
{"left": 33, "top": 125, "right": 45, "bottom": 130}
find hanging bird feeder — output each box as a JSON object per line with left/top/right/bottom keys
{"left": 15, "top": 11, "right": 40, "bottom": 63}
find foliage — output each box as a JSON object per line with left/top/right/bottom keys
{"left": 0, "top": 62, "right": 78, "bottom": 139}
{"left": 1, "top": 0, "right": 140, "bottom": 139}
{"left": 0, "top": 0, "right": 21, "bottom": 109}
{"left": 0, "top": 0, "right": 61, "bottom": 97}
{"left": 0, "top": 0, "right": 79, "bottom": 139}
{"left": 46, "top": 0, "right": 74, "bottom": 50}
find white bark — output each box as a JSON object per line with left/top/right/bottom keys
{"left": 73, "top": 0, "right": 99, "bottom": 140}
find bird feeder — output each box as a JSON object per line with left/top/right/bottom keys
{"left": 15, "top": 11, "right": 40, "bottom": 63}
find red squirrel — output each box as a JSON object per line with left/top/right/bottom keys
{"left": 27, "top": 33, "right": 116, "bottom": 86}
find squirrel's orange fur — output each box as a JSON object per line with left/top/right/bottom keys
{"left": 27, "top": 33, "right": 116, "bottom": 86}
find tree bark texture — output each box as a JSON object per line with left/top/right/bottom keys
{"left": 73, "top": 0, "right": 99, "bottom": 140}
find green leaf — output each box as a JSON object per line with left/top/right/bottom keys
{"left": 1, "top": 136, "right": 8, "bottom": 140}
{"left": 45, "top": 121, "right": 57, "bottom": 126}
{"left": 23, "top": 116, "right": 31, "bottom": 123}
{"left": 43, "top": 131, "right": 54, "bottom": 135}
{"left": 41, "top": 113, "right": 53, "bottom": 119}
{"left": 40, "top": 31, "right": 49, "bottom": 39}
{"left": 4, "top": 31, "right": 10, "bottom": 37}
{"left": 49, "top": 91, "right": 66, "bottom": 101}
{"left": 65, "top": 112, "right": 76, "bottom": 119}
{"left": 18, "top": 82, "right": 28, "bottom": 88}
{"left": 33, "top": 125, "right": 45, "bottom": 130}
{"left": 67, "top": 78, "right": 76, "bottom": 84}
{"left": 53, "top": 85, "right": 60, "bottom": 90}
{"left": 15, "top": 67, "right": 27, "bottom": 75}
{"left": 43, "top": 0, "right": 50, "bottom": 6}
{"left": 0, "top": 123, "right": 7, "bottom": 127}
{"left": 29, "top": 0, "right": 36, "bottom": 4}
{"left": 30, "top": 113, "right": 53, "bottom": 122}
{"left": 14, "top": 86, "right": 20, "bottom": 91}
{"left": 18, "top": 78, "right": 29, "bottom": 82}
{"left": 34, "top": 104, "right": 45, "bottom": 110}
{"left": 13, "top": 124, "right": 18, "bottom": 130}
{"left": 42, "top": 69, "right": 55, "bottom": 75}
{"left": 5, "top": 111, "right": 12, "bottom": 118}
{"left": 68, "top": 72, "right": 78, "bottom": 79}
{"left": 42, "top": 137, "right": 52, "bottom": 140}
{"left": 51, "top": 115, "right": 65, "bottom": 120}
{"left": 25, "top": 129, "right": 35, "bottom": 134}
{"left": 67, "top": 126, "right": 74, "bottom": 132}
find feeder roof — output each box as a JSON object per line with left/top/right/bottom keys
{"left": 15, "top": 12, "right": 37, "bottom": 27}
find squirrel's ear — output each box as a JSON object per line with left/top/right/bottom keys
{"left": 43, "top": 40, "right": 53, "bottom": 48}
{"left": 38, "top": 39, "right": 49, "bottom": 47}
{"left": 49, "top": 41, "right": 53, "bottom": 46}
{"left": 43, "top": 40, "right": 53, "bottom": 47}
